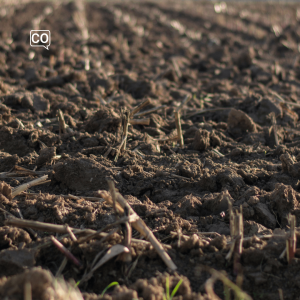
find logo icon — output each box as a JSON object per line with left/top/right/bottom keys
{"left": 30, "top": 30, "right": 51, "bottom": 50}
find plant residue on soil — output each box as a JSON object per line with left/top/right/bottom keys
{"left": 1, "top": 0, "right": 300, "bottom": 299}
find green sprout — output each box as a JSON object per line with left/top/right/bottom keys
{"left": 163, "top": 276, "right": 183, "bottom": 300}
{"left": 101, "top": 282, "right": 119, "bottom": 297}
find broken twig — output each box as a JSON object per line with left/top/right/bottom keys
{"left": 58, "top": 109, "right": 67, "bottom": 135}
{"left": 5, "top": 217, "right": 165, "bottom": 247}
{"left": 174, "top": 111, "right": 184, "bottom": 148}
{"left": 51, "top": 236, "right": 82, "bottom": 267}
{"left": 286, "top": 214, "right": 296, "bottom": 264}
{"left": 134, "top": 105, "right": 167, "bottom": 118}
{"left": 80, "top": 244, "right": 129, "bottom": 284}
{"left": 177, "top": 94, "right": 191, "bottom": 112}
{"left": 271, "top": 112, "right": 279, "bottom": 147}
{"left": 24, "top": 281, "right": 32, "bottom": 300}
{"left": 98, "top": 183, "right": 177, "bottom": 270}
{"left": 226, "top": 203, "right": 243, "bottom": 275}
{"left": 203, "top": 267, "right": 252, "bottom": 300}
{"left": 153, "top": 136, "right": 179, "bottom": 143}
{"left": 184, "top": 107, "right": 232, "bottom": 119}
{"left": 171, "top": 57, "right": 182, "bottom": 79}
{"left": 130, "top": 99, "right": 150, "bottom": 118}
{"left": 12, "top": 175, "right": 49, "bottom": 198}
{"left": 130, "top": 118, "right": 150, "bottom": 126}
{"left": 120, "top": 111, "right": 130, "bottom": 152}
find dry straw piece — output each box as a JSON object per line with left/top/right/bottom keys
{"left": 278, "top": 289, "right": 284, "bottom": 300}
{"left": 130, "top": 99, "right": 150, "bottom": 118}
{"left": 5, "top": 218, "right": 96, "bottom": 235}
{"left": 108, "top": 180, "right": 132, "bottom": 265}
{"left": 286, "top": 214, "right": 296, "bottom": 264}
{"left": 22, "top": 192, "right": 105, "bottom": 203}
{"left": 114, "top": 111, "right": 130, "bottom": 161}
{"left": 5, "top": 218, "right": 166, "bottom": 248}
{"left": 0, "top": 166, "right": 48, "bottom": 179}
{"left": 51, "top": 236, "right": 82, "bottom": 267}
{"left": 226, "top": 201, "right": 243, "bottom": 275}
{"left": 174, "top": 111, "right": 184, "bottom": 148}
{"left": 271, "top": 112, "right": 279, "bottom": 147}
{"left": 11, "top": 175, "right": 49, "bottom": 198}
{"left": 24, "top": 281, "right": 32, "bottom": 300}
{"left": 203, "top": 267, "right": 252, "bottom": 300}
{"left": 120, "top": 111, "right": 130, "bottom": 152}
{"left": 154, "top": 136, "right": 179, "bottom": 143}
{"left": 134, "top": 105, "right": 167, "bottom": 118}
{"left": 90, "top": 245, "right": 128, "bottom": 278}
{"left": 171, "top": 57, "right": 182, "bottom": 79}
{"left": 103, "top": 146, "right": 113, "bottom": 158}
{"left": 130, "top": 118, "right": 150, "bottom": 126}
{"left": 184, "top": 107, "right": 232, "bottom": 119}
{"left": 58, "top": 109, "right": 67, "bottom": 135}
{"left": 177, "top": 94, "right": 191, "bottom": 112}
{"left": 173, "top": 94, "right": 191, "bottom": 148}
{"left": 98, "top": 181, "right": 177, "bottom": 271}
{"left": 56, "top": 257, "right": 68, "bottom": 278}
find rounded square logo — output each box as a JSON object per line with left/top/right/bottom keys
{"left": 30, "top": 30, "right": 51, "bottom": 50}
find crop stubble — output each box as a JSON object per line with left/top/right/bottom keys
{"left": 1, "top": 0, "right": 300, "bottom": 299}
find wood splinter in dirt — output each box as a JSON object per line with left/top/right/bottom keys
{"left": 286, "top": 214, "right": 296, "bottom": 264}
{"left": 55, "top": 225, "right": 78, "bottom": 277}
{"left": 174, "top": 110, "right": 184, "bottom": 148}
{"left": 0, "top": 166, "right": 48, "bottom": 179}
{"left": 81, "top": 244, "right": 130, "bottom": 284}
{"left": 173, "top": 94, "right": 189, "bottom": 148}
{"left": 66, "top": 224, "right": 77, "bottom": 242}
{"left": 115, "top": 111, "right": 130, "bottom": 161}
{"left": 155, "top": 169, "right": 190, "bottom": 180}
{"left": 130, "top": 118, "right": 150, "bottom": 126}
{"left": 154, "top": 136, "right": 179, "bottom": 143}
{"left": 130, "top": 99, "right": 150, "bottom": 118}
{"left": 278, "top": 289, "right": 284, "bottom": 300}
{"left": 203, "top": 266, "right": 252, "bottom": 300}
{"left": 21, "top": 192, "right": 105, "bottom": 203}
{"left": 5, "top": 218, "right": 96, "bottom": 235}
{"left": 57, "top": 109, "right": 67, "bottom": 135}
{"left": 24, "top": 281, "right": 32, "bottom": 300}
{"left": 4, "top": 218, "right": 167, "bottom": 248}
{"left": 226, "top": 200, "right": 243, "bottom": 275}
{"left": 78, "top": 204, "right": 136, "bottom": 285}
{"left": 177, "top": 94, "right": 191, "bottom": 112}
{"left": 98, "top": 180, "right": 177, "bottom": 271}
{"left": 134, "top": 105, "right": 167, "bottom": 118}
{"left": 51, "top": 236, "right": 82, "bottom": 268}
{"left": 171, "top": 57, "right": 182, "bottom": 79}
{"left": 103, "top": 146, "right": 113, "bottom": 158}
{"left": 117, "top": 210, "right": 132, "bottom": 265}
{"left": 11, "top": 175, "right": 49, "bottom": 198}
{"left": 184, "top": 107, "right": 232, "bottom": 119}
{"left": 271, "top": 112, "right": 279, "bottom": 147}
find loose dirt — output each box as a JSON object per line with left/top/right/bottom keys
{"left": 1, "top": 0, "right": 300, "bottom": 299}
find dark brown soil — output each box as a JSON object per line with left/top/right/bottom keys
{"left": 1, "top": 0, "right": 300, "bottom": 299}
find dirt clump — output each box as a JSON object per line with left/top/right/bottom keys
{"left": 85, "top": 107, "right": 121, "bottom": 134}
{"left": 53, "top": 157, "right": 116, "bottom": 192}
{"left": 193, "top": 129, "right": 210, "bottom": 151}
{"left": 172, "top": 194, "right": 202, "bottom": 218}
{"left": 0, "top": 227, "right": 31, "bottom": 250}
{"left": 0, "top": 267, "right": 83, "bottom": 300}
{"left": 227, "top": 108, "right": 257, "bottom": 138}
{"left": 269, "top": 183, "right": 299, "bottom": 227}
{"left": 36, "top": 147, "right": 56, "bottom": 167}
